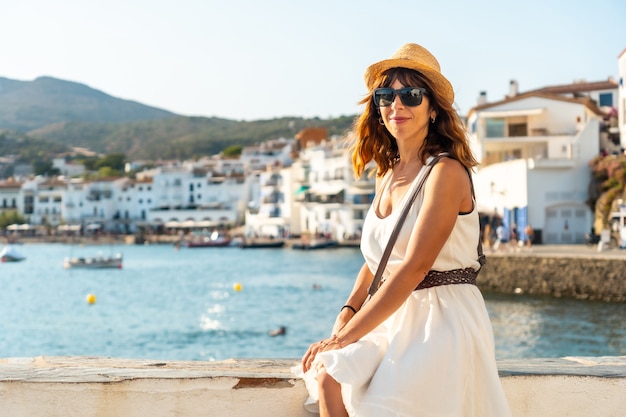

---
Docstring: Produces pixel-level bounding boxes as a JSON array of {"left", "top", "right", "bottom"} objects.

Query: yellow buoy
[
  {"left": 233, "top": 282, "right": 243, "bottom": 292},
  {"left": 86, "top": 293, "right": 97, "bottom": 304}
]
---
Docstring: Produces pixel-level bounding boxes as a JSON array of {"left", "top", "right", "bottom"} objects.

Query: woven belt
[{"left": 414, "top": 267, "right": 478, "bottom": 290}]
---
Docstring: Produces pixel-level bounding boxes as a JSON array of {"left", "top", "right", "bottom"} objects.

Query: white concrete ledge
[{"left": 0, "top": 356, "right": 625, "bottom": 416}]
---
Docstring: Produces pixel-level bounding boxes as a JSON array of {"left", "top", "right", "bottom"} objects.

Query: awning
[
  {"left": 295, "top": 185, "right": 310, "bottom": 194},
  {"left": 309, "top": 184, "right": 345, "bottom": 195},
  {"left": 348, "top": 186, "right": 375, "bottom": 195},
  {"left": 6, "top": 223, "right": 32, "bottom": 231},
  {"left": 58, "top": 224, "right": 82, "bottom": 232},
  {"left": 180, "top": 220, "right": 198, "bottom": 228},
  {"left": 478, "top": 108, "right": 545, "bottom": 118}
]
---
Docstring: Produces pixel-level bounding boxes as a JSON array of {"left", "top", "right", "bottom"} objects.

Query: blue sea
[{"left": 1, "top": 243, "right": 624, "bottom": 361}]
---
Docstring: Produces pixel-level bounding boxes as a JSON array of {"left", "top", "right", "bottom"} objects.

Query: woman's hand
[{"left": 301, "top": 336, "right": 343, "bottom": 373}]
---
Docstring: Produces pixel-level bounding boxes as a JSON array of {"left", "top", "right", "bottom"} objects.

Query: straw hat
[{"left": 364, "top": 43, "right": 454, "bottom": 106}]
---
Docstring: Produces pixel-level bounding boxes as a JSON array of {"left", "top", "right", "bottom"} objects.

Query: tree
[
  {"left": 0, "top": 211, "right": 26, "bottom": 229},
  {"left": 95, "top": 153, "right": 125, "bottom": 171},
  {"left": 33, "top": 160, "right": 60, "bottom": 176},
  {"left": 223, "top": 145, "right": 243, "bottom": 158},
  {"left": 97, "top": 166, "right": 123, "bottom": 177}
]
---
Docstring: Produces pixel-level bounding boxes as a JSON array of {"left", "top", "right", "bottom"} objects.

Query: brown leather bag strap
[
  {"left": 467, "top": 168, "right": 487, "bottom": 269},
  {"left": 367, "top": 153, "right": 448, "bottom": 298}
]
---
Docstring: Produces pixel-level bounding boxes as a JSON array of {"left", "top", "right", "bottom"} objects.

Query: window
[
  {"left": 485, "top": 118, "right": 505, "bottom": 138},
  {"left": 598, "top": 92, "right": 612, "bottom": 107},
  {"left": 508, "top": 123, "right": 528, "bottom": 137}
]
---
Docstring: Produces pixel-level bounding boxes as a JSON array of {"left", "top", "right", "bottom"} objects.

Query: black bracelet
[{"left": 341, "top": 305, "right": 357, "bottom": 314}]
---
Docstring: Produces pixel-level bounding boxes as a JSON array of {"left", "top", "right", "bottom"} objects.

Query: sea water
[{"left": 0, "top": 243, "right": 624, "bottom": 361}]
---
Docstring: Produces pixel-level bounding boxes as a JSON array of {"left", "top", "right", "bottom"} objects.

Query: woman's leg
[{"left": 317, "top": 366, "right": 348, "bottom": 417}]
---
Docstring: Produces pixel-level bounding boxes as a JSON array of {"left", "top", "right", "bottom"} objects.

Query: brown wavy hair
[{"left": 351, "top": 67, "right": 477, "bottom": 178}]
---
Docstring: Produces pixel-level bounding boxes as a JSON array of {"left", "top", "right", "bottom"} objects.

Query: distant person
[
  {"left": 510, "top": 224, "right": 519, "bottom": 251},
  {"left": 293, "top": 42, "right": 511, "bottom": 417},
  {"left": 483, "top": 223, "right": 492, "bottom": 251},
  {"left": 494, "top": 223, "right": 507, "bottom": 251},
  {"left": 269, "top": 326, "right": 286, "bottom": 337},
  {"left": 525, "top": 224, "right": 534, "bottom": 248}
]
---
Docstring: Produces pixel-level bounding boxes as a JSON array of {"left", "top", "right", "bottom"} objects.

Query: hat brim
[{"left": 364, "top": 58, "right": 454, "bottom": 106}]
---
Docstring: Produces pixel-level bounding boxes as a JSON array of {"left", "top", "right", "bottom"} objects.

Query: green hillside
[
  {"left": 0, "top": 76, "right": 357, "bottom": 161},
  {"left": 28, "top": 115, "right": 355, "bottom": 160}
]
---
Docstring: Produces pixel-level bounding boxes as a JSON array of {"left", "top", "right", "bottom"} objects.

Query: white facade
[
  {"left": 243, "top": 166, "right": 292, "bottom": 238},
  {"left": 468, "top": 94, "right": 604, "bottom": 244},
  {"left": 618, "top": 48, "right": 626, "bottom": 149},
  {"left": 292, "top": 138, "right": 375, "bottom": 242},
  {"left": 52, "top": 158, "right": 85, "bottom": 177},
  {"left": 0, "top": 181, "right": 21, "bottom": 216},
  {"left": 9, "top": 158, "right": 252, "bottom": 234},
  {"left": 239, "top": 138, "right": 294, "bottom": 171}
]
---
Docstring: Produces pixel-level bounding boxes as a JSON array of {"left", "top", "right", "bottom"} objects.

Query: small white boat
[
  {"left": 63, "top": 253, "right": 123, "bottom": 269},
  {"left": 0, "top": 245, "right": 26, "bottom": 262}
]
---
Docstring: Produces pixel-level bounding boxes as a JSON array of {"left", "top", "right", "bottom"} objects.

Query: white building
[
  {"left": 239, "top": 138, "right": 294, "bottom": 171},
  {"left": 134, "top": 159, "right": 250, "bottom": 231},
  {"left": 52, "top": 158, "right": 86, "bottom": 177},
  {"left": 61, "top": 178, "right": 117, "bottom": 232},
  {"left": 291, "top": 136, "right": 375, "bottom": 243},
  {"left": 618, "top": 48, "right": 626, "bottom": 149},
  {"left": 243, "top": 165, "right": 293, "bottom": 239},
  {"left": 467, "top": 78, "right": 618, "bottom": 244},
  {"left": 0, "top": 179, "right": 22, "bottom": 218}
]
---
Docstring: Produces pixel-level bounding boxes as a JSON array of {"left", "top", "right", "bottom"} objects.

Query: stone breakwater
[{"left": 477, "top": 251, "right": 626, "bottom": 302}]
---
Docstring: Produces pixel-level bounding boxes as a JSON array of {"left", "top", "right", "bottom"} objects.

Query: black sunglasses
[{"left": 373, "top": 87, "right": 427, "bottom": 107}]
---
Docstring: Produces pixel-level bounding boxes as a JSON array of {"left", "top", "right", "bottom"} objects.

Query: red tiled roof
[{"left": 523, "top": 79, "right": 618, "bottom": 95}]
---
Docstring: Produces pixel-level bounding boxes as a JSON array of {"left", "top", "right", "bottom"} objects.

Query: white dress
[{"left": 293, "top": 159, "right": 513, "bottom": 417}]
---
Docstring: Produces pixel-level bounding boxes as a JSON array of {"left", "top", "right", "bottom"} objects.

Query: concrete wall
[
  {"left": 0, "top": 356, "right": 624, "bottom": 417},
  {"left": 478, "top": 251, "right": 626, "bottom": 302}
]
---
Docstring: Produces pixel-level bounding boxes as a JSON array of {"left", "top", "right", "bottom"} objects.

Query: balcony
[{"left": 481, "top": 134, "right": 577, "bottom": 168}]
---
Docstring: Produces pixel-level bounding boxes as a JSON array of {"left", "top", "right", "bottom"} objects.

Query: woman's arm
[
  {"left": 332, "top": 158, "right": 472, "bottom": 347},
  {"left": 331, "top": 262, "right": 373, "bottom": 335}
]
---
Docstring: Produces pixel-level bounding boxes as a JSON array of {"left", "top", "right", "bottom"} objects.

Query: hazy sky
[{"left": 2, "top": 0, "right": 625, "bottom": 121}]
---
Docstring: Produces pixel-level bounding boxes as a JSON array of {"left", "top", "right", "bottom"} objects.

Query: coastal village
[{"left": 1, "top": 51, "right": 626, "bottom": 249}]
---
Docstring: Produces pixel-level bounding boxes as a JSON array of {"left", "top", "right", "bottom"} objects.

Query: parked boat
[
  {"left": 63, "top": 253, "right": 123, "bottom": 269},
  {"left": 291, "top": 239, "right": 338, "bottom": 250},
  {"left": 186, "top": 231, "right": 231, "bottom": 248},
  {"left": 0, "top": 245, "right": 26, "bottom": 262},
  {"left": 239, "top": 238, "right": 285, "bottom": 249}
]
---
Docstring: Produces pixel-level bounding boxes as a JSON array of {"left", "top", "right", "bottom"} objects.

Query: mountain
[
  {"left": 0, "top": 76, "right": 176, "bottom": 132},
  {"left": 0, "top": 76, "right": 356, "bottom": 161}
]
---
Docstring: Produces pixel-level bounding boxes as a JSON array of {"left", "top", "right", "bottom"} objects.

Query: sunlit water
[{"left": 1, "top": 243, "right": 624, "bottom": 361}]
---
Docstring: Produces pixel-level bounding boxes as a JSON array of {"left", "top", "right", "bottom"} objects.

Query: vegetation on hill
[
  {"left": 28, "top": 115, "right": 357, "bottom": 160},
  {"left": 0, "top": 131, "right": 69, "bottom": 177}
]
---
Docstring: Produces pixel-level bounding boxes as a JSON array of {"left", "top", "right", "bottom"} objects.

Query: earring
[
  {"left": 430, "top": 116, "right": 436, "bottom": 124},
  {"left": 379, "top": 116, "right": 385, "bottom": 126}
]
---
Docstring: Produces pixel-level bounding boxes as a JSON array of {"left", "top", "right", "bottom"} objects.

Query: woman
[{"left": 293, "top": 43, "right": 512, "bottom": 417}]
